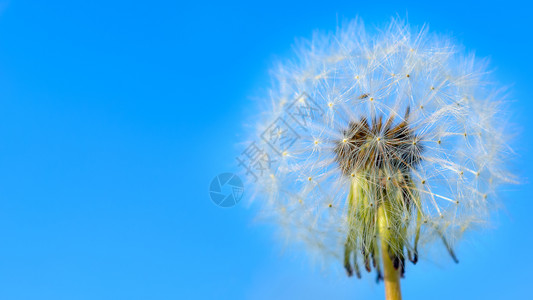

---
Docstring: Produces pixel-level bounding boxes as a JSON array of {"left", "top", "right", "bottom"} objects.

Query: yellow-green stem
[{"left": 378, "top": 205, "right": 402, "bottom": 300}]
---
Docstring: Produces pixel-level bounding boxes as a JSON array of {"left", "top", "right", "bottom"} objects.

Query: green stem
[{"left": 378, "top": 205, "right": 402, "bottom": 300}]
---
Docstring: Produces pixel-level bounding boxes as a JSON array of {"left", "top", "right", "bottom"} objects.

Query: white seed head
[{"left": 242, "top": 18, "right": 515, "bottom": 275}]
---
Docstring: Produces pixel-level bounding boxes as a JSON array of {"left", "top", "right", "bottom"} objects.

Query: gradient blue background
[{"left": 0, "top": 1, "right": 530, "bottom": 299}]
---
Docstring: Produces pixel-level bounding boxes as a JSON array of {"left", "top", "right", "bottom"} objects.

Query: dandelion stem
[{"left": 378, "top": 204, "right": 402, "bottom": 300}]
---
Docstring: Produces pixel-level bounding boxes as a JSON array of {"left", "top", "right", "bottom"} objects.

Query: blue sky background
[{"left": 0, "top": 1, "right": 530, "bottom": 299}]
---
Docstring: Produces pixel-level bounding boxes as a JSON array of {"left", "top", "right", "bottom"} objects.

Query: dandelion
[{"left": 242, "top": 18, "right": 514, "bottom": 300}]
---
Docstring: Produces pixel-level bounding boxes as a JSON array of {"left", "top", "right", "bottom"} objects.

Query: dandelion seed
[{"left": 243, "top": 18, "right": 514, "bottom": 300}]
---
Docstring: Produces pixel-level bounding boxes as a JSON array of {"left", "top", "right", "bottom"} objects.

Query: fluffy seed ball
[{"left": 242, "top": 18, "right": 513, "bottom": 275}]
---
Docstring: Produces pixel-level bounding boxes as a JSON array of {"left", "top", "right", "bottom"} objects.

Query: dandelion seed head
[{"left": 242, "top": 18, "right": 515, "bottom": 278}]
